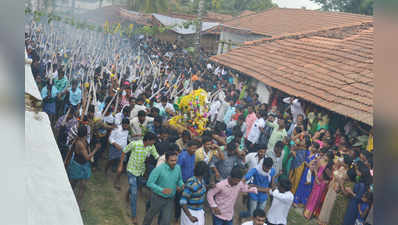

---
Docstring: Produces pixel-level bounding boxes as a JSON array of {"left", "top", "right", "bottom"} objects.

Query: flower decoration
[{"left": 168, "top": 89, "right": 209, "bottom": 135}]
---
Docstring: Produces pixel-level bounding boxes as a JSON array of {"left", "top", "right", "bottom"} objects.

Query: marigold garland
[{"left": 168, "top": 89, "right": 209, "bottom": 135}]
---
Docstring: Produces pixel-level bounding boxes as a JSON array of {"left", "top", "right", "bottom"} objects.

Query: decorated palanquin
[{"left": 168, "top": 89, "right": 209, "bottom": 136}]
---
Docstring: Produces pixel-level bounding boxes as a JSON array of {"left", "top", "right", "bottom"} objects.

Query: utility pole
[
  {"left": 194, "top": 0, "right": 204, "bottom": 63},
  {"left": 72, "top": 0, "right": 76, "bottom": 14},
  {"left": 37, "top": 0, "right": 41, "bottom": 11}
]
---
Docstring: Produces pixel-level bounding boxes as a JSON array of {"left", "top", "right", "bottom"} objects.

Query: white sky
[{"left": 272, "top": 0, "right": 322, "bottom": 10}]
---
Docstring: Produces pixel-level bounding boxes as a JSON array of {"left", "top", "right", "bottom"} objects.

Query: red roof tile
[
  {"left": 222, "top": 7, "right": 372, "bottom": 37},
  {"left": 239, "top": 10, "right": 256, "bottom": 17},
  {"left": 82, "top": 5, "right": 125, "bottom": 25},
  {"left": 210, "top": 24, "right": 373, "bottom": 125},
  {"left": 119, "top": 9, "right": 152, "bottom": 25},
  {"left": 206, "top": 11, "right": 234, "bottom": 22},
  {"left": 160, "top": 11, "right": 231, "bottom": 22}
]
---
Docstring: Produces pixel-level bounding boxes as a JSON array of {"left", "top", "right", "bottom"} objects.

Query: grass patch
[
  {"left": 81, "top": 168, "right": 128, "bottom": 225},
  {"left": 288, "top": 208, "right": 318, "bottom": 225}
]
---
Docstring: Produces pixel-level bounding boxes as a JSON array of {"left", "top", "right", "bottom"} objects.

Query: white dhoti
[{"left": 180, "top": 208, "right": 205, "bottom": 225}]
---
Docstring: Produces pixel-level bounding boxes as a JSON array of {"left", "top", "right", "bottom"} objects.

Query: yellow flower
[{"left": 169, "top": 89, "right": 209, "bottom": 135}]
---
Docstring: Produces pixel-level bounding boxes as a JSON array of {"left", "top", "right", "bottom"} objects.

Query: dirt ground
[{"left": 80, "top": 158, "right": 317, "bottom": 225}]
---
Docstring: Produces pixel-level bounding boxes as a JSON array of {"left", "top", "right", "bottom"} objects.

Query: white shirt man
[
  {"left": 130, "top": 116, "right": 154, "bottom": 141},
  {"left": 283, "top": 97, "right": 305, "bottom": 123},
  {"left": 216, "top": 98, "right": 229, "bottom": 123},
  {"left": 207, "top": 63, "right": 213, "bottom": 70},
  {"left": 114, "top": 113, "right": 126, "bottom": 126},
  {"left": 247, "top": 117, "right": 266, "bottom": 144},
  {"left": 214, "top": 66, "right": 221, "bottom": 75},
  {"left": 241, "top": 208, "right": 267, "bottom": 225},
  {"left": 108, "top": 125, "right": 129, "bottom": 151},
  {"left": 266, "top": 187, "right": 294, "bottom": 225},
  {"left": 266, "top": 150, "right": 284, "bottom": 176},
  {"left": 154, "top": 101, "right": 175, "bottom": 118},
  {"left": 130, "top": 103, "right": 147, "bottom": 119},
  {"left": 209, "top": 99, "right": 221, "bottom": 123},
  {"left": 245, "top": 151, "right": 265, "bottom": 171},
  {"left": 103, "top": 114, "right": 115, "bottom": 125}
]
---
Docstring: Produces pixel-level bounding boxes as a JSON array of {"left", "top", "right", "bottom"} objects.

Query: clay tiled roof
[
  {"left": 82, "top": 5, "right": 125, "bottom": 25},
  {"left": 222, "top": 7, "right": 372, "bottom": 37},
  {"left": 239, "top": 10, "right": 256, "bottom": 17},
  {"left": 206, "top": 12, "right": 234, "bottom": 22},
  {"left": 210, "top": 24, "right": 374, "bottom": 125},
  {"left": 119, "top": 9, "right": 152, "bottom": 25},
  {"left": 161, "top": 12, "right": 228, "bottom": 22}
]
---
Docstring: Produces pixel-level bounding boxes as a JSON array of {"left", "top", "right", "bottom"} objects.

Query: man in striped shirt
[{"left": 180, "top": 161, "right": 209, "bottom": 225}]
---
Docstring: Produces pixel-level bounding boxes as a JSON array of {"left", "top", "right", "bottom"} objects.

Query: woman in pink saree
[{"left": 303, "top": 154, "right": 330, "bottom": 220}]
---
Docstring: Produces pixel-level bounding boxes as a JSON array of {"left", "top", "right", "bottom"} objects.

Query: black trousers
[{"left": 92, "top": 135, "right": 107, "bottom": 168}]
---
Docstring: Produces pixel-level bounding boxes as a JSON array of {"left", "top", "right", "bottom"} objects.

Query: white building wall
[{"left": 217, "top": 30, "right": 265, "bottom": 55}]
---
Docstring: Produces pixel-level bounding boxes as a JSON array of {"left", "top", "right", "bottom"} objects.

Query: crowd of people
[{"left": 26, "top": 19, "right": 374, "bottom": 225}]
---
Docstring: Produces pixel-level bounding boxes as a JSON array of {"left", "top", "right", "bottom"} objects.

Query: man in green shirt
[
  {"left": 142, "top": 151, "right": 184, "bottom": 225},
  {"left": 265, "top": 116, "right": 287, "bottom": 155},
  {"left": 54, "top": 68, "right": 69, "bottom": 117},
  {"left": 117, "top": 132, "right": 158, "bottom": 225}
]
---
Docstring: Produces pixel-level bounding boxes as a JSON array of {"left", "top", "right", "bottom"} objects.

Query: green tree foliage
[
  {"left": 128, "top": 0, "right": 170, "bottom": 13},
  {"left": 179, "top": 0, "right": 275, "bottom": 15},
  {"left": 311, "top": 0, "right": 373, "bottom": 15},
  {"left": 208, "top": 0, "right": 275, "bottom": 14}
]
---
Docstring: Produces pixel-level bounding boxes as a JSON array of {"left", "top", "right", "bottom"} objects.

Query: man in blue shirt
[
  {"left": 240, "top": 157, "right": 275, "bottom": 221},
  {"left": 178, "top": 140, "right": 201, "bottom": 182},
  {"left": 175, "top": 139, "right": 201, "bottom": 221},
  {"left": 68, "top": 79, "right": 82, "bottom": 110}
]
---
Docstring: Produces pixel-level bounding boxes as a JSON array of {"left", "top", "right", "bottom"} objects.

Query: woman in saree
[
  {"left": 303, "top": 152, "right": 331, "bottom": 219},
  {"left": 306, "top": 110, "right": 318, "bottom": 136},
  {"left": 316, "top": 112, "right": 329, "bottom": 131},
  {"left": 292, "top": 141, "right": 320, "bottom": 208},
  {"left": 318, "top": 155, "right": 353, "bottom": 225},
  {"left": 280, "top": 137, "right": 293, "bottom": 180},
  {"left": 65, "top": 124, "right": 100, "bottom": 210},
  {"left": 312, "top": 129, "right": 331, "bottom": 150},
  {"left": 342, "top": 162, "right": 371, "bottom": 225},
  {"left": 328, "top": 166, "right": 356, "bottom": 225},
  {"left": 289, "top": 135, "right": 312, "bottom": 195}
]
